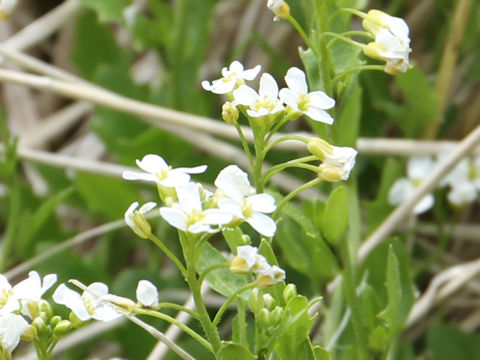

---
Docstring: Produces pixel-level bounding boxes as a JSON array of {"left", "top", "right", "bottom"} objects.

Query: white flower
[
  {"left": 215, "top": 165, "right": 277, "bottom": 237},
  {"left": 279, "top": 67, "right": 335, "bottom": 124},
  {"left": 123, "top": 3, "right": 139, "bottom": 27},
  {"left": 0, "top": 275, "right": 19, "bottom": 314},
  {"left": 447, "top": 182, "right": 477, "bottom": 207},
  {"left": 202, "top": 61, "right": 261, "bottom": 94},
  {"left": 0, "top": 0, "right": 17, "bottom": 20},
  {"left": 233, "top": 73, "right": 285, "bottom": 118},
  {"left": 160, "top": 183, "right": 233, "bottom": 234},
  {"left": 12, "top": 271, "right": 57, "bottom": 317},
  {"left": 124, "top": 201, "right": 156, "bottom": 239},
  {"left": 230, "top": 245, "right": 259, "bottom": 274},
  {"left": 53, "top": 282, "right": 122, "bottom": 322},
  {"left": 0, "top": 313, "right": 29, "bottom": 353},
  {"left": 267, "top": 0, "right": 290, "bottom": 21},
  {"left": 388, "top": 156, "right": 435, "bottom": 214},
  {"left": 362, "top": 10, "right": 410, "bottom": 74},
  {"left": 136, "top": 280, "right": 158, "bottom": 308},
  {"left": 256, "top": 265, "right": 286, "bottom": 288},
  {"left": 122, "top": 154, "right": 207, "bottom": 187}
]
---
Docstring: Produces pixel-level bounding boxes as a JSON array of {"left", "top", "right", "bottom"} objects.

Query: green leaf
[
  {"left": 222, "top": 228, "right": 249, "bottom": 254},
  {"left": 79, "top": 0, "right": 130, "bottom": 23},
  {"left": 392, "top": 66, "right": 440, "bottom": 137},
  {"left": 218, "top": 342, "right": 255, "bottom": 360},
  {"left": 334, "top": 80, "right": 362, "bottom": 147},
  {"left": 427, "top": 324, "right": 480, "bottom": 360},
  {"left": 313, "top": 346, "right": 332, "bottom": 360},
  {"left": 322, "top": 186, "right": 349, "bottom": 247},
  {"left": 197, "top": 243, "right": 249, "bottom": 298}
]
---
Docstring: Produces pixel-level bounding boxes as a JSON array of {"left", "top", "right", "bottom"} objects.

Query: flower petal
[
  {"left": 246, "top": 212, "right": 277, "bottom": 237},
  {"left": 247, "top": 194, "right": 276, "bottom": 213},
  {"left": 259, "top": 73, "right": 279, "bottom": 99},
  {"left": 159, "top": 207, "right": 188, "bottom": 231},
  {"left": 136, "top": 280, "right": 159, "bottom": 307},
  {"left": 284, "top": 67, "right": 308, "bottom": 94}
]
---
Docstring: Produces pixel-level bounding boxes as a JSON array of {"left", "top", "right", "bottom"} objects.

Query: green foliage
[
  {"left": 79, "top": 0, "right": 130, "bottom": 23},
  {"left": 218, "top": 342, "right": 255, "bottom": 360},
  {"left": 322, "top": 186, "right": 349, "bottom": 247},
  {"left": 427, "top": 324, "right": 480, "bottom": 360}
]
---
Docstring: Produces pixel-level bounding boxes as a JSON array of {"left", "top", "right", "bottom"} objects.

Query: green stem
[
  {"left": 134, "top": 308, "right": 212, "bottom": 352},
  {"left": 273, "top": 178, "right": 321, "bottom": 218},
  {"left": 198, "top": 262, "right": 230, "bottom": 286},
  {"left": 340, "top": 233, "right": 370, "bottom": 360},
  {"left": 154, "top": 302, "right": 200, "bottom": 319},
  {"left": 325, "top": 31, "right": 373, "bottom": 49},
  {"left": 327, "top": 8, "right": 366, "bottom": 26},
  {"left": 235, "top": 123, "right": 255, "bottom": 171},
  {"left": 263, "top": 135, "right": 309, "bottom": 157},
  {"left": 262, "top": 162, "right": 320, "bottom": 187},
  {"left": 331, "top": 65, "right": 386, "bottom": 85},
  {"left": 149, "top": 233, "right": 187, "bottom": 278},
  {"left": 321, "top": 32, "right": 366, "bottom": 49},
  {"left": 253, "top": 135, "right": 266, "bottom": 193},
  {"left": 213, "top": 282, "right": 258, "bottom": 326},
  {"left": 286, "top": 15, "right": 321, "bottom": 60}
]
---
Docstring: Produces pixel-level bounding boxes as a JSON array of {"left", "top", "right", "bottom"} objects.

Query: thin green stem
[
  {"left": 326, "top": 31, "right": 373, "bottom": 49},
  {"left": 262, "top": 163, "right": 320, "bottom": 187},
  {"left": 331, "top": 65, "right": 386, "bottom": 85},
  {"left": 262, "top": 155, "right": 318, "bottom": 183},
  {"left": 287, "top": 15, "right": 321, "bottom": 59},
  {"left": 134, "top": 308, "right": 212, "bottom": 352},
  {"left": 199, "top": 262, "right": 230, "bottom": 286},
  {"left": 273, "top": 178, "right": 321, "bottom": 218},
  {"left": 328, "top": 8, "right": 366, "bottom": 26},
  {"left": 149, "top": 233, "right": 187, "bottom": 278},
  {"left": 235, "top": 122, "right": 255, "bottom": 170},
  {"left": 154, "top": 302, "right": 200, "bottom": 319},
  {"left": 321, "top": 32, "right": 366, "bottom": 49},
  {"left": 253, "top": 135, "right": 266, "bottom": 193},
  {"left": 213, "top": 282, "right": 258, "bottom": 326},
  {"left": 263, "top": 135, "right": 309, "bottom": 157}
]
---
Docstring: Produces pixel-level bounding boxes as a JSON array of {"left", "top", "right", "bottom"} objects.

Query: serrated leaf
[
  {"left": 322, "top": 186, "right": 349, "bottom": 246},
  {"left": 218, "top": 342, "right": 255, "bottom": 360}
]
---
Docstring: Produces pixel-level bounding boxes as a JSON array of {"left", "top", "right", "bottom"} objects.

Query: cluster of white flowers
[
  {"left": 202, "top": 61, "right": 336, "bottom": 125},
  {"left": 230, "top": 245, "right": 285, "bottom": 288},
  {"left": 0, "top": 271, "right": 56, "bottom": 355},
  {"left": 362, "top": 9, "right": 411, "bottom": 74},
  {"left": 0, "top": 0, "right": 17, "bottom": 20},
  {"left": 388, "top": 153, "right": 480, "bottom": 213},
  {"left": 0, "top": 271, "right": 160, "bottom": 355},
  {"left": 123, "top": 157, "right": 278, "bottom": 238}
]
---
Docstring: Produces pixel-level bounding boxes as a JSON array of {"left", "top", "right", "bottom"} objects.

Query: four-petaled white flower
[
  {"left": 53, "top": 282, "right": 122, "bottom": 322},
  {"left": 0, "top": 275, "right": 19, "bottom": 315},
  {"left": 440, "top": 154, "right": 480, "bottom": 207},
  {"left": 233, "top": 73, "right": 285, "bottom": 118},
  {"left": 362, "top": 10, "right": 411, "bottom": 74},
  {"left": 0, "top": 313, "right": 29, "bottom": 354},
  {"left": 256, "top": 264, "right": 286, "bottom": 288},
  {"left": 124, "top": 201, "right": 156, "bottom": 239},
  {"left": 215, "top": 165, "right": 277, "bottom": 237},
  {"left": 122, "top": 154, "right": 207, "bottom": 188},
  {"left": 202, "top": 61, "right": 261, "bottom": 94},
  {"left": 319, "top": 146, "right": 358, "bottom": 182},
  {"left": 136, "top": 280, "right": 159, "bottom": 308},
  {"left": 279, "top": 67, "right": 335, "bottom": 124},
  {"left": 160, "top": 183, "right": 233, "bottom": 234},
  {"left": 12, "top": 271, "right": 57, "bottom": 318},
  {"left": 388, "top": 156, "right": 435, "bottom": 214}
]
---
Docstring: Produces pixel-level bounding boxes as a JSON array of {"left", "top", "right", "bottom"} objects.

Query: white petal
[
  {"left": 215, "top": 165, "right": 254, "bottom": 201},
  {"left": 176, "top": 183, "right": 202, "bottom": 212},
  {"left": 122, "top": 171, "right": 157, "bottom": 182},
  {"left": 217, "top": 198, "right": 244, "bottom": 219},
  {"left": 40, "top": 273, "right": 57, "bottom": 295},
  {"left": 208, "top": 79, "right": 237, "bottom": 94},
  {"left": 279, "top": 88, "right": 301, "bottom": 111},
  {"left": 246, "top": 212, "right": 277, "bottom": 237},
  {"left": 229, "top": 60, "right": 244, "bottom": 73},
  {"left": 137, "top": 154, "right": 168, "bottom": 174},
  {"left": 0, "top": 313, "right": 29, "bottom": 352},
  {"left": 159, "top": 170, "right": 190, "bottom": 187},
  {"left": 233, "top": 85, "right": 258, "bottom": 106},
  {"left": 0, "top": 275, "right": 12, "bottom": 292},
  {"left": 237, "top": 245, "right": 258, "bottom": 268},
  {"left": 304, "top": 108, "right": 334, "bottom": 124},
  {"left": 247, "top": 194, "right": 276, "bottom": 213},
  {"left": 284, "top": 67, "right": 308, "bottom": 94},
  {"left": 414, "top": 194, "right": 434, "bottom": 214},
  {"left": 139, "top": 202, "right": 156, "bottom": 214},
  {"left": 407, "top": 156, "right": 434, "bottom": 180},
  {"left": 136, "top": 280, "right": 159, "bottom": 307},
  {"left": 447, "top": 182, "right": 477, "bottom": 207},
  {"left": 92, "top": 304, "right": 122, "bottom": 322},
  {"left": 84, "top": 282, "right": 109, "bottom": 303},
  {"left": 242, "top": 64, "right": 262, "bottom": 80},
  {"left": 203, "top": 208, "right": 234, "bottom": 225},
  {"left": 259, "top": 73, "right": 279, "bottom": 99},
  {"left": 159, "top": 207, "right": 188, "bottom": 231},
  {"left": 308, "top": 91, "right": 336, "bottom": 109},
  {"left": 53, "top": 284, "right": 91, "bottom": 321},
  {"left": 176, "top": 165, "right": 208, "bottom": 174},
  {"left": 388, "top": 178, "right": 413, "bottom": 206}
]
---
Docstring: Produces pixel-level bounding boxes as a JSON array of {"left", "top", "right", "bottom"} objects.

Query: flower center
[
  {"left": 297, "top": 93, "right": 310, "bottom": 111},
  {"left": 254, "top": 96, "right": 275, "bottom": 112},
  {"left": 0, "top": 289, "right": 13, "bottom": 308},
  {"left": 187, "top": 209, "right": 206, "bottom": 227},
  {"left": 156, "top": 166, "right": 172, "bottom": 181},
  {"left": 242, "top": 200, "right": 254, "bottom": 218}
]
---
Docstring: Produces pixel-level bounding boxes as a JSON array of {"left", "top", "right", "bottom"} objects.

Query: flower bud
[
  {"left": 32, "top": 317, "right": 49, "bottom": 337},
  {"left": 262, "top": 294, "right": 276, "bottom": 311},
  {"left": 248, "top": 288, "right": 263, "bottom": 310},
  {"left": 318, "top": 163, "right": 343, "bottom": 183},
  {"left": 50, "top": 315, "right": 62, "bottom": 328},
  {"left": 124, "top": 202, "right": 156, "bottom": 239},
  {"left": 27, "top": 301, "right": 39, "bottom": 319},
  {"left": 283, "top": 283, "right": 297, "bottom": 303},
  {"left": 267, "top": 0, "right": 290, "bottom": 21},
  {"left": 38, "top": 300, "right": 53, "bottom": 319},
  {"left": 53, "top": 320, "right": 73, "bottom": 336},
  {"left": 69, "top": 312, "right": 84, "bottom": 328},
  {"left": 270, "top": 306, "right": 283, "bottom": 327},
  {"left": 307, "top": 138, "right": 334, "bottom": 160},
  {"left": 230, "top": 256, "right": 250, "bottom": 274},
  {"left": 258, "top": 308, "right": 270, "bottom": 328},
  {"left": 222, "top": 102, "right": 239, "bottom": 125},
  {"left": 21, "top": 325, "right": 38, "bottom": 342}
]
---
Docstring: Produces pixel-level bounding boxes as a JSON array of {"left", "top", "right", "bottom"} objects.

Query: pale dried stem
[{"left": 357, "top": 123, "right": 480, "bottom": 265}]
